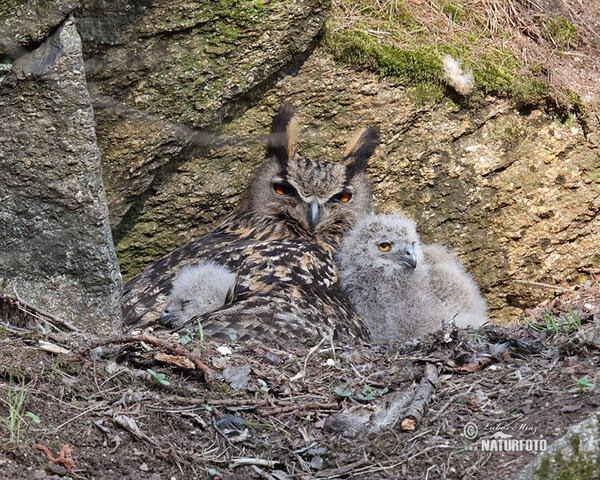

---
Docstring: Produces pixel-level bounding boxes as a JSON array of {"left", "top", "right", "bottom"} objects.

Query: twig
[
  {"left": 230, "top": 458, "right": 277, "bottom": 469},
  {"left": 400, "top": 363, "right": 439, "bottom": 431},
  {"left": 0, "top": 321, "right": 32, "bottom": 334},
  {"left": 50, "top": 403, "right": 106, "bottom": 434},
  {"left": 304, "top": 336, "right": 327, "bottom": 373},
  {"left": 315, "top": 456, "right": 369, "bottom": 478},
  {"left": 74, "top": 333, "right": 213, "bottom": 381},
  {"left": 259, "top": 403, "right": 340, "bottom": 415},
  {"left": 9, "top": 289, "right": 82, "bottom": 332},
  {"left": 513, "top": 279, "right": 571, "bottom": 293},
  {"left": 158, "top": 395, "right": 340, "bottom": 415}
]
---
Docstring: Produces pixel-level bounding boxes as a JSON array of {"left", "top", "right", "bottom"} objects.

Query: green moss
[
  {"left": 565, "top": 89, "right": 588, "bottom": 123},
  {"left": 325, "top": 28, "right": 443, "bottom": 85},
  {"left": 387, "top": 2, "right": 415, "bottom": 28},
  {"left": 327, "top": 1, "right": 581, "bottom": 112},
  {"left": 472, "top": 51, "right": 517, "bottom": 93},
  {"left": 541, "top": 16, "right": 578, "bottom": 48},
  {"left": 442, "top": 3, "right": 464, "bottom": 23},
  {"left": 534, "top": 432, "right": 600, "bottom": 480},
  {"left": 0, "top": 0, "right": 21, "bottom": 17},
  {"left": 407, "top": 83, "right": 445, "bottom": 105},
  {"left": 512, "top": 75, "right": 550, "bottom": 106}
]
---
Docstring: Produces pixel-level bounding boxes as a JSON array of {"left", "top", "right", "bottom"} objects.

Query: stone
[
  {"left": 511, "top": 409, "right": 600, "bottom": 479},
  {"left": 0, "top": 0, "right": 80, "bottom": 56},
  {"left": 0, "top": 18, "right": 122, "bottom": 333}
]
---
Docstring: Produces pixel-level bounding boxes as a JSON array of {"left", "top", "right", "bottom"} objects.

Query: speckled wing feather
[
  {"left": 122, "top": 211, "right": 367, "bottom": 343},
  {"left": 172, "top": 238, "right": 368, "bottom": 345},
  {"left": 122, "top": 210, "right": 281, "bottom": 325}
]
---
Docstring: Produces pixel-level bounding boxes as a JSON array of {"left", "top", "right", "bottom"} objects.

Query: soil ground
[{"left": 1, "top": 284, "right": 599, "bottom": 479}]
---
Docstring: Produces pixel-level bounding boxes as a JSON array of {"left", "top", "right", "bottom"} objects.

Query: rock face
[
  {"left": 0, "top": 0, "right": 80, "bottom": 55},
  {"left": 0, "top": 19, "right": 122, "bottom": 333},
  {"left": 108, "top": 47, "right": 600, "bottom": 323},
  {"left": 512, "top": 409, "right": 600, "bottom": 480},
  {"left": 73, "top": 0, "right": 329, "bottom": 238}
]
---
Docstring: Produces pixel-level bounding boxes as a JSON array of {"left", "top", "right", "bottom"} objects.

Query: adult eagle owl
[
  {"left": 122, "top": 105, "right": 379, "bottom": 345},
  {"left": 337, "top": 213, "right": 488, "bottom": 344}
]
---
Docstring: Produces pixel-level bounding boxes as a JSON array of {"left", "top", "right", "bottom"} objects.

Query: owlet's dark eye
[
  {"left": 378, "top": 242, "right": 391, "bottom": 252},
  {"left": 333, "top": 191, "right": 352, "bottom": 203},
  {"left": 272, "top": 182, "right": 296, "bottom": 196}
]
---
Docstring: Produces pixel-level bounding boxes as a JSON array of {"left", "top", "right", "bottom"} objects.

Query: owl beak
[
  {"left": 394, "top": 244, "right": 417, "bottom": 269},
  {"left": 308, "top": 201, "right": 320, "bottom": 233},
  {"left": 159, "top": 302, "right": 179, "bottom": 326}
]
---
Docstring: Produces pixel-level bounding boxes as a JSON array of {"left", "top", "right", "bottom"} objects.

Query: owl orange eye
[
  {"left": 273, "top": 182, "right": 296, "bottom": 196},
  {"left": 378, "top": 242, "right": 391, "bottom": 252},
  {"left": 333, "top": 191, "right": 352, "bottom": 203}
]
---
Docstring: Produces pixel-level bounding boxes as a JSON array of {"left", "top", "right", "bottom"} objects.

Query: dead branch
[
  {"left": 9, "top": 289, "right": 82, "bottom": 332},
  {"left": 158, "top": 394, "right": 340, "bottom": 415},
  {"left": 74, "top": 333, "right": 212, "bottom": 382},
  {"left": 400, "top": 363, "right": 439, "bottom": 431},
  {"left": 315, "top": 456, "right": 369, "bottom": 478},
  {"left": 36, "top": 444, "right": 75, "bottom": 474},
  {"left": 513, "top": 279, "right": 572, "bottom": 293},
  {"left": 259, "top": 402, "right": 340, "bottom": 415}
]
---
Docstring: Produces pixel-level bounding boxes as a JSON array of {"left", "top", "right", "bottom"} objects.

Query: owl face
[
  {"left": 344, "top": 214, "right": 423, "bottom": 273},
  {"left": 239, "top": 105, "right": 379, "bottom": 243}
]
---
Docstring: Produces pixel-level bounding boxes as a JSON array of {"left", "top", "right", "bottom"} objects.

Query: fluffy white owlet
[
  {"left": 159, "top": 262, "right": 236, "bottom": 327},
  {"left": 337, "top": 213, "right": 488, "bottom": 344}
]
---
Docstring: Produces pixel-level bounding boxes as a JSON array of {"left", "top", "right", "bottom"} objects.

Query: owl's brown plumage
[{"left": 122, "top": 105, "right": 379, "bottom": 345}]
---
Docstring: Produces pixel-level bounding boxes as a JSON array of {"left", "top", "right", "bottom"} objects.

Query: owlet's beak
[
  {"left": 159, "top": 302, "right": 179, "bottom": 326},
  {"left": 394, "top": 244, "right": 417, "bottom": 269}
]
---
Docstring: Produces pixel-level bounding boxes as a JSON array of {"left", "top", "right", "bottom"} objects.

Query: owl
[
  {"left": 159, "top": 262, "right": 236, "bottom": 327},
  {"left": 122, "top": 104, "right": 379, "bottom": 345},
  {"left": 337, "top": 213, "right": 488, "bottom": 344}
]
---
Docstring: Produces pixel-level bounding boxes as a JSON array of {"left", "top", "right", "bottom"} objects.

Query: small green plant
[
  {"left": 334, "top": 386, "right": 352, "bottom": 398},
  {"left": 25, "top": 412, "right": 40, "bottom": 424},
  {"left": 574, "top": 376, "right": 595, "bottom": 393},
  {"left": 179, "top": 330, "right": 194, "bottom": 345},
  {"left": 180, "top": 321, "right": 204, "bottom": 346},
  {"left": 207, "top": 467, "right": 221, "bottom": 477},
  {"left": 228, "top": 329, "right": 238, "bottom": 342},
  {"left": 358, "top": 384, "right": 375, "bottom": 401},
  {"left": 147, "top": 368, "right": 170, "bottom": 386},
  {"left": 202, "top": 404, "right": 213, "bottom": 412},
  {"left": 524, "top": 308, "right": 582, "bottom": 338},
  {"left": 0, "top": 375, "right": 39, "bottom": 442},
  {"left": 357, "top": 385, "right": 389, "bottom": 401},
  {"left": 470, "top": 321, "right": 490, "bottom": 341},
  {"left": 50, "top": 354, "right": 66, "bottom": 376}
]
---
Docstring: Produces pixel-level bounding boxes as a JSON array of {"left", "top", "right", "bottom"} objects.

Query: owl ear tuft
[
  {"left": 342, "top": 126, "right": 380, "bottom": 178},
  {"left": 268, "top": 104, "right": 299, "bottom": 169}
]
